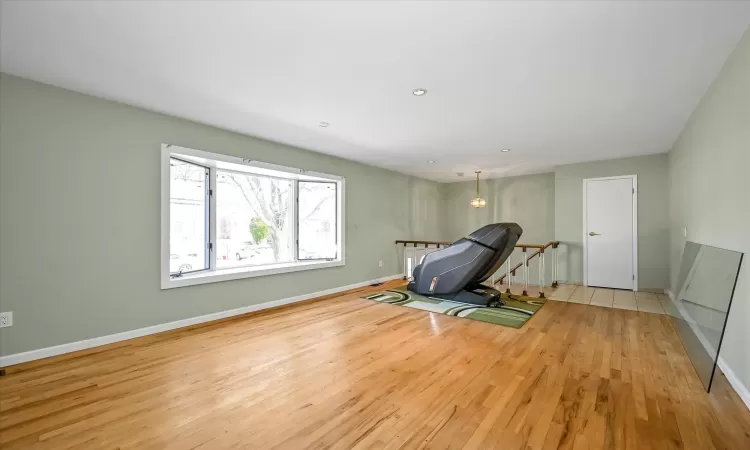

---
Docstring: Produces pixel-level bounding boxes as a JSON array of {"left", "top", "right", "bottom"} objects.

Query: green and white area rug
[{"left": 363, "top": 287, "right": 545, "bottom": 329}]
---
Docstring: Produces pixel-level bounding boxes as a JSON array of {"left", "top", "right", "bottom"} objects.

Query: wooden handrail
[
  {"left": 515, "top": 243, "right": 546, "bottom": 249},
  {"left": 395, "top": 239, "right": 453, "bottom": 246},
  {"left": 396, "top": 238, "right": 559, "bottom": 292},
  {"left": 395, "top": 240, "right": 558, "bottom": 252},
  {"left": 514, "top": 241, "right": 559, "bottom": 250}
]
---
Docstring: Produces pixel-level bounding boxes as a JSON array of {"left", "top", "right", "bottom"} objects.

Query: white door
[{"left": 584, "top": 176, "right": 636, "bottom": 290}]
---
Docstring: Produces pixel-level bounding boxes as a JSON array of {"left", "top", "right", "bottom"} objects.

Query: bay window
[{"left": 161, "top": 144, "right": 344, "bottom": 289}]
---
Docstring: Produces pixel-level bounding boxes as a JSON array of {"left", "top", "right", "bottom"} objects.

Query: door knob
[{"left": 589, "top": 232, "right": 600, "bottom": 236}]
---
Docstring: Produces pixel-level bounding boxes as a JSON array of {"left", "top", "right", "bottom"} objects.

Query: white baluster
[
  {"left": 522, "top": 248, "right": 528, "bottom": 296},
  {"left": 539, "top": 250, "right": 545, "bottom": 298},
  {"left": 554, "top": 243, "right": 559, "bottom": 287},
  {"left": 409, "top": 244, "right": 417, "bottom": 280},
  {"left": 506, "top": 258, "right": 511, "bottom": 294},
  {"left": 401, "top": 244, "right": 405, "bottom": 279},
  {"left": 406, "top": 245, "right": 411, "bottom": 280}
]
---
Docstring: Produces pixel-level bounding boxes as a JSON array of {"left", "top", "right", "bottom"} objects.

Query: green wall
[
  {"left": 0, "top": 74, "right": 444, "bottom": 356},
  {"left": 443, "top": 173, "right": 555, "bottom": 242},
  {"left": 442, "top": 173, "right": 556, "bottom": 284},
  {"left": 668, "top": 29, "right": 750, "bottom": 392},
  {"left": 408, "top": 177, "right": 445, "bottom": 242},
  {"left": 554, "top": 154, "right": 670, "bottom": 289},
  {"left": 443, "top": 164, "right": 671, "bottom": 292}
]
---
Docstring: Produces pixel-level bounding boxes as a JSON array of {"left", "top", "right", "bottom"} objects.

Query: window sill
[{"left": 161, "top": 259, "right": 344, "bottom": 290}]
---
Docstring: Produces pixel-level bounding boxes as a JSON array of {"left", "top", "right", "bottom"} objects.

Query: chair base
[{"left": 431, "top": 285, "right": 504, "bottom": 307}]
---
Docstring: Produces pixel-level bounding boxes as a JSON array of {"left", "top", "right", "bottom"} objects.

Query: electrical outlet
[
  {"left": 683, "top": 227, "right": 688, "bottom": 238},
  {"left": 378, "top": 260, "right": 383, "bottom": 268},
  {"left": 0, "top": 312, "right": 12, "bottom": 328}
]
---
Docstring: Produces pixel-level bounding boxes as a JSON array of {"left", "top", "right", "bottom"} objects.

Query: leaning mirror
[{"left": 663, "top": 241, "right": 743, "bottom": 392}]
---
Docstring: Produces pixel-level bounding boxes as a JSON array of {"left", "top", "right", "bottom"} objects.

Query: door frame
[{"left": 582, "top": 175, "right": 638, "bottom": 291}]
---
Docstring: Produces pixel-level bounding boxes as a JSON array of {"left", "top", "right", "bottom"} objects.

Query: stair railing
[
  {"left": 395, "top": 240, "right": 453, "bottom": 280},
  {"left": 395, "top": 239, "right": 560, "bottom": 298},
  {"left": 496, "top": 241, "right": 559, "bottom": 298}
]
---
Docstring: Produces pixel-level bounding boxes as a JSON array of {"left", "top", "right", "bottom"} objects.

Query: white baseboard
[
  {"left": 717, "top": 355, "right": 750, "bottom": 411},
  {"left": 664, "top": 289, "right": 750, "bottom": 411},
  {"left": 0, "top": 274, "right": 402, "bottom": 367}
]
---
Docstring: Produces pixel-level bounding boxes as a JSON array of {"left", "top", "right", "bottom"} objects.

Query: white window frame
[{"left": 161, "top": 144, "right": 345, "bottom": 289}]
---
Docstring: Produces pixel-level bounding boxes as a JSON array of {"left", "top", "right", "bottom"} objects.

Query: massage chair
[{"left": 407, "top": 223, "right": 523, "bottom": 306}]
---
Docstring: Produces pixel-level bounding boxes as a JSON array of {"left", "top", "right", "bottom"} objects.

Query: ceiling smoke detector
[
  {"left": 318, "top": 122, "right": 329, "bottom": 128},
  {"left": 501, "top": 148, "right": 511, "bottom": 152},
  {"left": 412, "top": 88, "right": 427, "bottom": 96},
  {"left": 428, "top": 160, "right": 435, "bottom": 164}
]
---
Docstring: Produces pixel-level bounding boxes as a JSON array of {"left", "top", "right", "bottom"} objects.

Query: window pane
[
  {"left": 216, "top": 170, "right": 294, "bottom": 269},
  {"left": 298, "top": 181, "right": 337, "bottom": 260},
  {"left": 170, "top": 159, "right": 208, "bottom": 273}
]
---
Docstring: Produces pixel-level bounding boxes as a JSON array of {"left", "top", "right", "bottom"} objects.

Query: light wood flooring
[{"left": 1, "top": 280, "right": 749, "bottom": 449}]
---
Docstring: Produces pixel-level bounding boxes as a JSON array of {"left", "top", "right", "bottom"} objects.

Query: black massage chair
[{"left": 407, "top": 223, "right": 523, "bottom": 306}]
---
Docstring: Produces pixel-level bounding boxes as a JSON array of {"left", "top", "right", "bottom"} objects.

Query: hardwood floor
[{"left": 1, "top": 280, "right": 749, "bottom": 449}]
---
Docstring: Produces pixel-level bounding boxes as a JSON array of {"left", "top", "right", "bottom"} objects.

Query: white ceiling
[{"left": 2, "top": 1, "right": 749, "bottom": 182}]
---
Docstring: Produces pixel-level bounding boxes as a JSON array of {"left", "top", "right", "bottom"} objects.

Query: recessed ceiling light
[
  {"left": 412, "top": 88, "right": 427, "bottom": 96},
  {"left": 501, "top": 148, "right": 511, "bottom": 152},
  {"left": 318, "top": 122, "right": 329, "bottom": 128},
  {"left": 428, "top": 160, "right": 435, "bottom": 164}
]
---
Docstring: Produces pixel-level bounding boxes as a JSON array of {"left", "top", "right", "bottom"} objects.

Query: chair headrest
[{"left": 467, "top": 223, "right": 523, "bottom": 251}]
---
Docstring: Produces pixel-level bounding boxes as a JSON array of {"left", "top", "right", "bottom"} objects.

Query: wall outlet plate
[
  {"left": 378, "top": 260, "right": 383, "bottom": 268},
  {"left": 0, "top": 312, "right": 12, "bottom": 328}
]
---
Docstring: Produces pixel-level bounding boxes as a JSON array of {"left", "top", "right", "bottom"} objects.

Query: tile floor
[{"left": 501, "top": 283, "right": 670, "bottom": 314}]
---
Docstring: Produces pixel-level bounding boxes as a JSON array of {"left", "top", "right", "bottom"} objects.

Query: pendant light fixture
[{"left": 469, "top": 171, "right": 486, "bottom": 208}]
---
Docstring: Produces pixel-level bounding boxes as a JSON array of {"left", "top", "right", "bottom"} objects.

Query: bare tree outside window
[
  {"left": 224, "top": 173, "right": 292, "bottom": 262},
  {"left": 168, "top": 159, "right": 339, "bottom": 272},
  {"left": 222, "top": 175, "right": 337, "bottom": 262}
]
